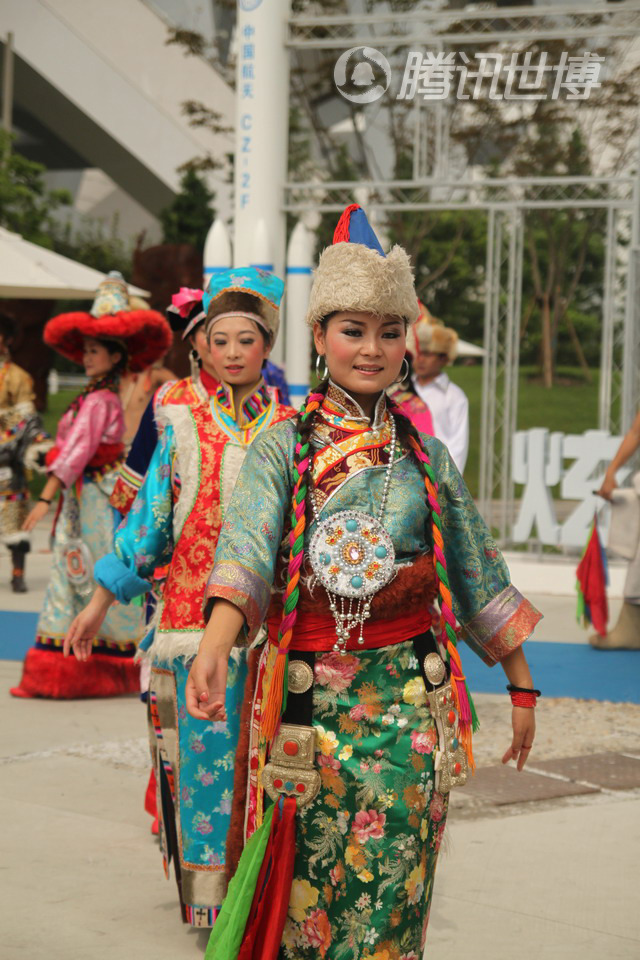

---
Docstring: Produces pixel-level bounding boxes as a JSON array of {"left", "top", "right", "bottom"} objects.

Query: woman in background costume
[
  {"left": 109, "top": 287, "right": 219, "bottom": 833},
  {"left": 110, "top": 287, "right": 219, "bottom": 518},
  {"left": 65, "top": 268, "right": 295, "bottom": 929},
  {"left": 0, "top": 313, "right": 51, "bottom": 592},
  {"left": 387, "top": 350, "right": 433, "bottom": 436},
  {"left": 10, "top": 273, "right": 172, "bottom": 699},
  {"left": 188, "top": 206, "right": 541, "bottom": 960}
]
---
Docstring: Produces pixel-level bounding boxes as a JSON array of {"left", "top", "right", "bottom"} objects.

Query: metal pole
[
  {"left": 412, "top": 99, "right": 422, "bottom": 181},
  {"left": 479, "top": 209, "right": 495, "bottom": 521},
  {"left": 621, "top": 136, "right": 640, "bottom": 432},
  {"left": 500, "top": 208, "right": 519, "bottom": 543},
  {"left": 2, "top": 32, "right": 14, "bottom": 135},
  {"left": 508, "top": 209, "right": 524, "bottom": 537},
  {"left": 599, "top": 206, "right": 615, "bottom": 430}
]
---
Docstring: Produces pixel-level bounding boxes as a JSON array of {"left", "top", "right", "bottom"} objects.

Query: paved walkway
[
  {"left": 2, "top": 527, "right": 640, "bottom": 958},
  {"left": 2, "top": 655, "right": 639, "bottom": 960}
]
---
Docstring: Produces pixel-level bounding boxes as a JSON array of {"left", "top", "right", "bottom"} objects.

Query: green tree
[
  {"left": 51, "top": 216, "right": 133, "bottom": 277},
  {"left": 159, "top": 167, "right": 216, "bottom": 250},
  {"left": 0, "top": 130, "right": 71, "bottom": 245},
  {"left": 164, "top": 5, "right": 639, "bottom": 382},
  {"left": 451, "top": 36, "right": 639, "bottom": 386}
]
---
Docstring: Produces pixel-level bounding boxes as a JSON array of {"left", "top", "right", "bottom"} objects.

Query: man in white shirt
[{"left": 410, "top": 307, "right": 469, "bottom": 474}]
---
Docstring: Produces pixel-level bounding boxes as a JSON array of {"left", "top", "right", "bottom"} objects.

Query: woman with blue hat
[{"left": 64, "top": 268, "right": 295, "bottom": 929}]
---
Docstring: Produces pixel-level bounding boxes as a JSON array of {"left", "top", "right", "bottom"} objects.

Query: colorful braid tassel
[
  {"left": 260, "top": 393, "right": 323, "bottom": 744},
  {"left": 407, "top": 433, "right": 479, "bottom": 771},
  {"left": 205, "top": 802, "right": 275, "bottom": 960},
  {"left": 205, "top": 798, "right": 296, "bottom": 960}
]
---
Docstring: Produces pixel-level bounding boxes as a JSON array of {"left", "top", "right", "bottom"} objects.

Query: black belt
[
  {"left": 283, "top": 650, "right": 315, "bottom": 727},
  {"left": 282, "top": 630, "right": 444, "bottom": 729}
]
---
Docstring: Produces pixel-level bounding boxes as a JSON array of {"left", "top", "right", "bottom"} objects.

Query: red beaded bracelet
[{"left": 509, "top": 690, "right": 537, "bottom": 708}]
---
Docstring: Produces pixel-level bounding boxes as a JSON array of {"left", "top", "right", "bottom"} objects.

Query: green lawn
[
  {"left": 31, "top": 373, "right": 601, "bottom": 501},
  {"left": 447, "top": 365, "right": 601, "bottom": 497}
]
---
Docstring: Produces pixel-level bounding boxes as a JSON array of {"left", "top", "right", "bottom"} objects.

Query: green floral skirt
[{"left": 273, "top": 639, "right": 448, "bottom": 960}]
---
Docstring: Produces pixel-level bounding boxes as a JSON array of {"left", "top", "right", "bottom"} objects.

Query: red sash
[
  {"left": 267, "top": 608, "right": 432, "bottom": 653},
  {"left": 45, "top": 441, "right": 124, "bottom": 471}
]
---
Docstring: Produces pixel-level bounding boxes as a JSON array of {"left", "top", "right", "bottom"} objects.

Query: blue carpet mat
[
  {"left": 1, "top": 611, "right": 39, "bottom": 661},
  {"left": 1, "top": 612, "right": 638, "bottom": 703},
  {"left": 464, "top": 640, "right": 640, "bottom": 704}
]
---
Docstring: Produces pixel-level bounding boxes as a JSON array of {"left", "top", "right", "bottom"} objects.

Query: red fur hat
[{"left": 44, "top": 273, "right": 173, "bottom": 372}]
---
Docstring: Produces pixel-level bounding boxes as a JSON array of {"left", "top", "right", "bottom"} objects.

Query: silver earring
[
  {"left": 315, "top": 354, "right": 328, "bottom": 381},
  {"left": 395, "top": 357, "right": 410, "bottom": 383}
]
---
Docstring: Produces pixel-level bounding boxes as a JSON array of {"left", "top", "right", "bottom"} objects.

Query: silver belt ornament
[
  {"left": 423, "top": 652, "right": 468, "bottom": 793},
  {"left": 262, "top": 660, "right": 320, "bottom": 809}
]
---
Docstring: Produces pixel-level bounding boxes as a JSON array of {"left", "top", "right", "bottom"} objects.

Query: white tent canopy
[{"left": 0, "top": 227, "right": 149, "bottom": 300}]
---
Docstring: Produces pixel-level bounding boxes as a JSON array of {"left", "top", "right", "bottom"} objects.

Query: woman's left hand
[
  {"left": 22, "top": 500, "right": 50, "bottom": 532},
  {"left": 502, "top": 706, "right": 536, "bottom": 771}
]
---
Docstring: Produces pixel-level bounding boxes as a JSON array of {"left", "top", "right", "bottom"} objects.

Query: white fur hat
[
  {"left": 305, "top": 204, "right": 421, "bottom": 327},
  {"left": 409, "top": 302, "right": 458, "bottom": 363}
]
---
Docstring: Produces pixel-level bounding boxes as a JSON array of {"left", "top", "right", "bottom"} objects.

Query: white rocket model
[
  {"left": 203, "top": 218, "right": 232, "bottom": 289},
  {"left": 232, "top": 0, "right": 291, "bottom": 278},
  {"left": 285, "top": 220, "right": 314, "bottom": 401},
  {"left": 232, "top": 0, "right": 291, "bottom": 364}
]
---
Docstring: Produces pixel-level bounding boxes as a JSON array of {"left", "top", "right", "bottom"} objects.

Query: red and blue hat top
[
  {"left": 44, "top": 272, "right": 173, "bottom": 372},
  {"left": 305, "top": 203, "right": 421, "bottom": 327}
]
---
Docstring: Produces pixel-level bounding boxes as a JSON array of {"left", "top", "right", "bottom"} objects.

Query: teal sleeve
[
  {"left": 204, "top": 419, "right": 295, "bottom": 642},
  {"left": 112, "top": 423, "right": 176, "bottom": 579},
  {"left": 426, "top": 436, "right": 542, "bottom": 665}
]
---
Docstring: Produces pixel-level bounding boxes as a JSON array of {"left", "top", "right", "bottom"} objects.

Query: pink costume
[
  {"left": 11, "top": 387, "right": 144, "bottom": 699},
  {"left": 388, "top": 384, "right": 434, "bottom": 435},
  {"left": 49, "top": 390, "right": 124, "bottom": 488}
]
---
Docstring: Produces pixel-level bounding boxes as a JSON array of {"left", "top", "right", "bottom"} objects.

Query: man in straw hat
[{"left": 409, "top": 303, "right": 470, "bottom": 474}]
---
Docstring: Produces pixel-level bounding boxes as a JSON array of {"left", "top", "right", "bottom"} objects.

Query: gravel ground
[
  {"left": 469, "top": 693, "right": 640, "bottom": 766},
  {"left": 4, "top": 694, "right": 638, "bottom": 772}
]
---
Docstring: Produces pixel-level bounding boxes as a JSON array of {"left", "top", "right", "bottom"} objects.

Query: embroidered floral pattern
[
  {"left": 281, "top": 640, "right": 448, "bottom": 959},
  {"left": 172, "top": 658, "right": 247, "bottom": 874}
]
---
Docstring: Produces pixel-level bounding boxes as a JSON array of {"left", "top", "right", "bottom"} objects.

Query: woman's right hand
[
  {"left": 22, "top": 500, "right": 50, "bottom": 532},
  {"left": 596, "top": 470, "right": 617, "bottom": 501},
  {"left": 186, "top": 652, "right": 230, "bottom": 722},
  {"left": 63, "top": 588, "right": 114, "bottom": 661}
]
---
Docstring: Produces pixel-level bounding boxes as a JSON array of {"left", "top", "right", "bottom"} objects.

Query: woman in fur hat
[
  {"left": 10, "top": 273, "right": 172, "bottom": 700},
  {"left": 187, "top": 206, "right": 541, "bottom": 960},
  {"left": 64, "top": 268, "right": 295, "bottom": 930}
]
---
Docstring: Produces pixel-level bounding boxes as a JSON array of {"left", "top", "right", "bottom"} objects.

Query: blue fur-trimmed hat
[
  {"left": 202, "top": 267, "right": 284, "bottom": 342},
  {"left": 306, "top": 204, "right": 420, "bottom": 327}
]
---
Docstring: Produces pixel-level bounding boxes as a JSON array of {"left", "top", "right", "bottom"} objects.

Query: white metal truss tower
[{"left": 285, "top": 2, "right": 640, "bottom": 544}]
